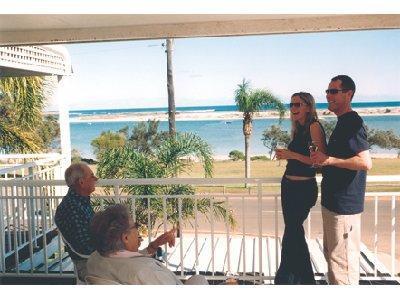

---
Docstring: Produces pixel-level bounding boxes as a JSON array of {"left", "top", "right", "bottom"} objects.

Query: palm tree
[
  {"left": 234, "top": 79, "right": 286, "bottom": 182},
  {"left": 0, "top": 76, "right": 54, "bottom": 153},
  {"left": 95, "top": 132, "right": 235, "bottom": 233}
]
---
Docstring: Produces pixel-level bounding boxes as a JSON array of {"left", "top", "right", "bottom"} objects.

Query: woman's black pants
[{"left": 274, "top": 176, "right": 318, "bottom": 285}]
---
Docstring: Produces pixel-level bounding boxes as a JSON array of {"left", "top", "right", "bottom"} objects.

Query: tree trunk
[
  {"left": 244, "top": 133, "right": 250, "bottom": 187},
  {"left": 243, "top": 115, "right": 252, "bottom": 187},
  {"left": 166, "top": 38, "right": 176, "bottom": 137}
]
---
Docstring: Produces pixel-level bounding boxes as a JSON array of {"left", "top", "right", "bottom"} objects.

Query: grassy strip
[
  {"left": 180, "top": 158, "right": 400, "bottom": 178},
  {"left": 89, "top": 158, "right": 400, "bottom": 193}
]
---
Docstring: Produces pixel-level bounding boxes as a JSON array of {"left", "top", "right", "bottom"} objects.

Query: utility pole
[
  {"left": 165, "top": 38, "right": 176, "bottom": 137},
  {"left": 165, "top": 38, "right": 180, "bottom": 237}
]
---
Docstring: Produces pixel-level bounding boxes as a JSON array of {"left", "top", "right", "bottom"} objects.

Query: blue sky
[{"left": 59, "top": 29, "right": 400, "bottom": 110}]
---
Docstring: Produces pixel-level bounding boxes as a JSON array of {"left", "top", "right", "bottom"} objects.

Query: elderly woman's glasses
[{"left": 127, "top": 222, "right": 143, "bottom": 241}]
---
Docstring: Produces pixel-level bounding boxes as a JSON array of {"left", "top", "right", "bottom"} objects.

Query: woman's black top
[{"left": 284, "top": 121, "right": 326, "bottom": 177}]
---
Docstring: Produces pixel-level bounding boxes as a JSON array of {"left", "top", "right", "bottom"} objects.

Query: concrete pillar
[{"left": 53, "top": 75, "right": 72, "bottom": 176}]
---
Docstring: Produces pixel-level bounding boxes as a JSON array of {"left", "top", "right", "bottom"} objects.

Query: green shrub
[
  {"left": 71, "top": 148, "right": 82, "bottom": 163},
  {"left": 251, "top": 155, "right": 269, "bottom": 161},
  {"left": 229, "top": 150, "right": 245, "bottom": 161}
]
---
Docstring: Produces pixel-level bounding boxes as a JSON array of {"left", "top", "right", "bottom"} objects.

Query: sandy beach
[{"left": 69, "top": 106, "right": 400, "bottom": 123}]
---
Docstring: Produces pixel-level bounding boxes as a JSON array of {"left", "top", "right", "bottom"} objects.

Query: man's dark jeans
[{"left": 274, "top": 176, "right": 318, "bottom": 285}]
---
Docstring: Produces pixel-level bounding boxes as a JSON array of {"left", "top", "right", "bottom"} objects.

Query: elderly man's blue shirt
[{"left": 55, "top": 188, "right": 95, "bottom": 259}]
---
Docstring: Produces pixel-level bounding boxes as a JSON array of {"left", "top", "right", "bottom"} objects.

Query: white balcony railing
[
  {"left": 0, "top": 176, "right": 398, "bottom": 284},
  {"left": 0, "top": 154, "right": 65, "bottom": 279},
  {"left": 0, "top": 153, "right": 64, "bottom": 181}
]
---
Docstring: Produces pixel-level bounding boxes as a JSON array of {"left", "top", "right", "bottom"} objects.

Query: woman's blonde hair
[{"left": 290, "top": 92, "right": 318, "bottom": 138}]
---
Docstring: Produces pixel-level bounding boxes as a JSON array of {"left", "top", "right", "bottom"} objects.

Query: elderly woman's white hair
[{"left": 64, "top": 162, "right": 89, "bottom": 188}]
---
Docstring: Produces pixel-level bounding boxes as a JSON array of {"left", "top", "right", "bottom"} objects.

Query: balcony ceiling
[{"left": 1, "top": 14, "right": 400, "bottom": 46}]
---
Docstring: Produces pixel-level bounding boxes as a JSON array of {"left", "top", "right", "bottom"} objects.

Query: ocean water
[
  {"left": 69, "top": 101, "right": 400, "bottom": 118},
  {"left": 70, "top": 111, "right": 400, "bottom": 159}
]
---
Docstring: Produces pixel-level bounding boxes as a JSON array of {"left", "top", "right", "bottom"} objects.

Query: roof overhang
[{"left": 1, "top": 14, "right": 400, "bottom": 46}]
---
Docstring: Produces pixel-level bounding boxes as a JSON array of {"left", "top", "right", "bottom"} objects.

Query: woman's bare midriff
[{"left": 285, "top": 175, "right": 315, "bottom": 181}]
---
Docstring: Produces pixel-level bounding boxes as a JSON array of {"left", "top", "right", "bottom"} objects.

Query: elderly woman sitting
[{"left": 87, "top": 204, "right": 208, "bottom": 285}]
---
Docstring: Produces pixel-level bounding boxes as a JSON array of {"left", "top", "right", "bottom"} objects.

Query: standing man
[
  {"left": 55, "top": 162, "right": 176, "bottom": 282},
  {"left": 311, "top": 75, "right": 372, "bottom": 285}
]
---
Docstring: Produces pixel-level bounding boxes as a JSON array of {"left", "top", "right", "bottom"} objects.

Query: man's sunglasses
[
  {"left": 325, "top": 89, "right": 349, "bottom": 95},
  {"left": 289, "top": 102, "right": 304, "bottom": 108}
]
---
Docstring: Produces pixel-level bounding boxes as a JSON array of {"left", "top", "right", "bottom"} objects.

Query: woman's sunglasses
[{"left": 289, "top": 102, "right": 304, "bottom": 108}]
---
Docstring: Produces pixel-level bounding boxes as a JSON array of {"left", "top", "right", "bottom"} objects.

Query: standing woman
[{"left": 274, "top": 92, "right": 327, "bottom": 284}]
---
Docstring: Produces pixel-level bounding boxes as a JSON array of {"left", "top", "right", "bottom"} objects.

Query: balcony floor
[
  {"left": 150, "top": 233, "right": 399, "bottom": 285},
  {"left": 1, "top": 232, "right": 398, "bottom": 285}
]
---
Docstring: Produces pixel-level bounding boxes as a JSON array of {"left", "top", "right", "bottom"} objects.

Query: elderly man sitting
[
  {"left": 87, "top": 204, "right": 208, "bottom": 285},
  {"left": 55, "top": 162, "right": 98, "bottom": 282}
]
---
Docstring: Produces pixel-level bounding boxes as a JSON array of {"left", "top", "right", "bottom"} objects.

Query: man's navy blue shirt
[
  {"left": 55, "top": 188, "right": 95, "bottom": 260},
  {"left": 321, "top": 111, "right": 370, "bottom": 215}
]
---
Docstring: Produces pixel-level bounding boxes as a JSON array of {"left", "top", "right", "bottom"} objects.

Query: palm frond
[
  {"left": 251, "top": 89, "right": 286, "bottom": 120},
  {"left": 157, "top": 132, "right": 214, "bottom": 177},
  {"left": 234, "top": 79, "right": 286, "bottom": 118},
  {"left": 234, "top": 78, "right": 251, "bottom": 112},
  {"left": 0, "top": 76, "right": 55, "bottom": 152},
  {"left": 0, "top": 121, "right": 40, "bottom": 153},
  {"left": 0, "top": 77, "right": 47, "bottom": 130}
]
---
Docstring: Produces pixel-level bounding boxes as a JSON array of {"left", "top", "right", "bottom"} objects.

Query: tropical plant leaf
[
  {"left": 0, "top": 121, "right": 40, "bottom": 153},
  {"left": 0, "top": 76, "right": 56, "bottom": 153},
  {"left": 157, "top": 132, "right": 213, "bottom": 177}
]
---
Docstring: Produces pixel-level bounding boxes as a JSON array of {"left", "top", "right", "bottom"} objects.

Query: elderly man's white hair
[{"left": 64, "top": 162, "right": 89, "bottom": 188}]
